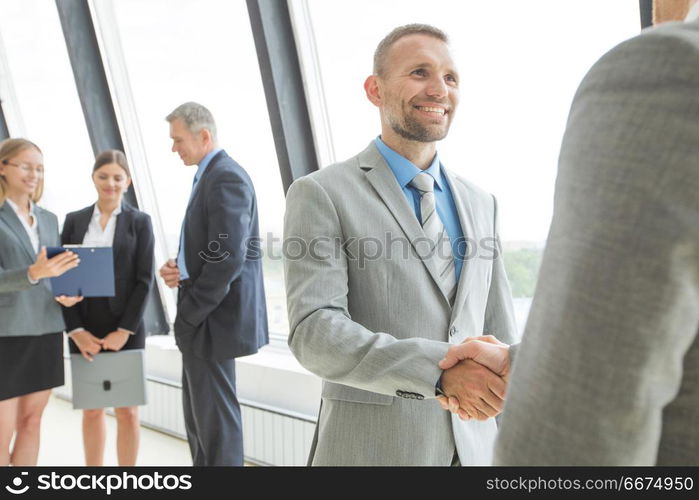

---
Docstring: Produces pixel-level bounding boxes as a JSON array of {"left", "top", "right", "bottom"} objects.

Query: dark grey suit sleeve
[
  {"left": 176, "top": 171, "right": 252, "bottom": 329},
  {"left": 494, "top": 30, "right": 699, "bottom": 465},
  {"left": 507, "top": 343, "right": 519, "bottom": 366}
]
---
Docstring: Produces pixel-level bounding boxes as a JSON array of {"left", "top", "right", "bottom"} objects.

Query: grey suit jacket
[
  {"left": 495, "top": 20, "right": 699, "bottom": 465},
  {"left": 284, "top": 142, "right": 517, "bottom": 465},
  {"left": 0, "top": 201, "right": 65, "bottom": 336}
]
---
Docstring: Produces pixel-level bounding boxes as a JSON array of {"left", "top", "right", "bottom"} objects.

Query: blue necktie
[{"left": 176, "top": 173, "right": 200, "bottom": 281}]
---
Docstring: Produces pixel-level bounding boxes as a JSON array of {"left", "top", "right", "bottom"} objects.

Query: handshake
[{"left": 435, "top": 335, "right": 511, "bottom": 421}]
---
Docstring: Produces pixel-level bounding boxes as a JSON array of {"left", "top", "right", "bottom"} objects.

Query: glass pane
[
  {"left": 0, "top": 0, "right": 96, "bottom": 224},
  {"left": 111, "top": 0, "right": 288, "bottom": 337},
  {"left": 301, "top": 0, "right": 640, "bottom": 335}
]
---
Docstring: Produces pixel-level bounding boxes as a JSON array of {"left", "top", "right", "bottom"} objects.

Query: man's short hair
[
  {"left": 166, "top": 102, "right": 218, "bottom": 142},
  {"left": 373, "top": 24, "right": 449, "bottom": 77}
]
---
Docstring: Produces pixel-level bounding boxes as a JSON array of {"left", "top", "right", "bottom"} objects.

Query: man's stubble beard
[{"left": 387, "top": 104, "right": 452, "bottom": 143}]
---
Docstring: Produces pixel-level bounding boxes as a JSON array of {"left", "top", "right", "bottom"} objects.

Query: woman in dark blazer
[
  {"left": 61, "top": 150, "right": 154, "bottom": 466},
  {"left": 0, "top": 138, "right": 81, "bottom": 466}
]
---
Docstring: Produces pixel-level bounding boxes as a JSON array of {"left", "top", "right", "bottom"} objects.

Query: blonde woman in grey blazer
[{"left": 0, "top": 138, "right": 80, "bottom": 466}]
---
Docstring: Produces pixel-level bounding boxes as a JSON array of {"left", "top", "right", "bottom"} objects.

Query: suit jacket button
[
  {"left": 396, "top": 390, "right": 404, "bottom": 397},
  {"left": 449, "top": 326, "right": 457, "bottom": 336},
  {"left": 416, "top": 394, "right": 424, "bottom": 401}
]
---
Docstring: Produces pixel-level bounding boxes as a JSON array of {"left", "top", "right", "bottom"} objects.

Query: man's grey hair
[
  {"left": 373, "top": 24, "right": 449, "bottom": 77},
  {"left": 166, "top": 102, "right": 218, "bottom": 142}
]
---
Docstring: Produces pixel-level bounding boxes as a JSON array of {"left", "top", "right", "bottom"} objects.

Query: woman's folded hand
[{"left": 71, "top": 330, "right": 103, "bottom": 362}]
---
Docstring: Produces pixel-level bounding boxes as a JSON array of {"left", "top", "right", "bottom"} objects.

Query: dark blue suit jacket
[{"left": 174, "top": 150, "right": 269, "bottom": 360}]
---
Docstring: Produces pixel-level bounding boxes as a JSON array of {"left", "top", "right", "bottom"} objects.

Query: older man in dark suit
[{"left": 159, "top": 102, "right": 268, "bottom": 466}]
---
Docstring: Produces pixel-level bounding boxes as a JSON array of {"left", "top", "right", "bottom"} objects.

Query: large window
[
  {"left": 0, "top": 0, "right": 642, "bottom": 342},
  {"left": 296, "top": 0, "right": 641, "bottom": 335},
  {"left": 109, "top": 0, "right": 289, "bottom": 338},
  {"left": 0, "top": 0, "right": 95, "bottom": 225}
]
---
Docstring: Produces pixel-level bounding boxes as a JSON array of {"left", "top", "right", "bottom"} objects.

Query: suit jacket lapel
[
  {"left": 36, "top": 208, "right": 54, "bottom": 249},
  {"left": 443, "top": 169, "right": 478, "bottom": 322},
  {"left": 360, "top": 143, "right": 451, "bottom": 308},
  {"left": 186, "top": 150, "right": 225, "bottom": 214},
  {"left": 71, "top": 205, "right": 94, "bottom": 245},
  {"left": 113, "top": 203, "right": 133, "bottom": 262},
  {"left": 0, "top": 202, "right": 37, "bottom": 261},
  {"left": 186, "top": 178, "right": 203, "bottom": 214},
  {"left": 34, "top": 208, "right": 58, "bottom": 292}
]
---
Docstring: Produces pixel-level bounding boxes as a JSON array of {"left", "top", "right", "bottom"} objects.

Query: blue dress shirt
[
  {"left": 177, "top": 148, "right": 222, "bottom": 280},
  {"left": 374, "top": 137, "right": 465, "bottom": 282}
]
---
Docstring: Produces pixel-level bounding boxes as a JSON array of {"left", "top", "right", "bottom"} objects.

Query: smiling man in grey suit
[
  {"left": 440, "top": 0, "right": 699, "bottom": 465},
  {"left": 284, "top": 24, "right": 517, "bottom": 466}
]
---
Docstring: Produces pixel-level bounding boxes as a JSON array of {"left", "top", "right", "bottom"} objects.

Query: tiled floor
[{"left": 37, "top": 395, "right": 192, "bottom": 466}]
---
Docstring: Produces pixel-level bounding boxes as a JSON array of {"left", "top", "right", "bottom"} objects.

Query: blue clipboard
[{"left": 46, "top": 246, "right": 115, "bottom": 297}]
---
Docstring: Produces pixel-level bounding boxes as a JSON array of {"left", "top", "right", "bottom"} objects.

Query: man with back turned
[{"left": 440, "top": 0, "right": 699, "bottom": 465}]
